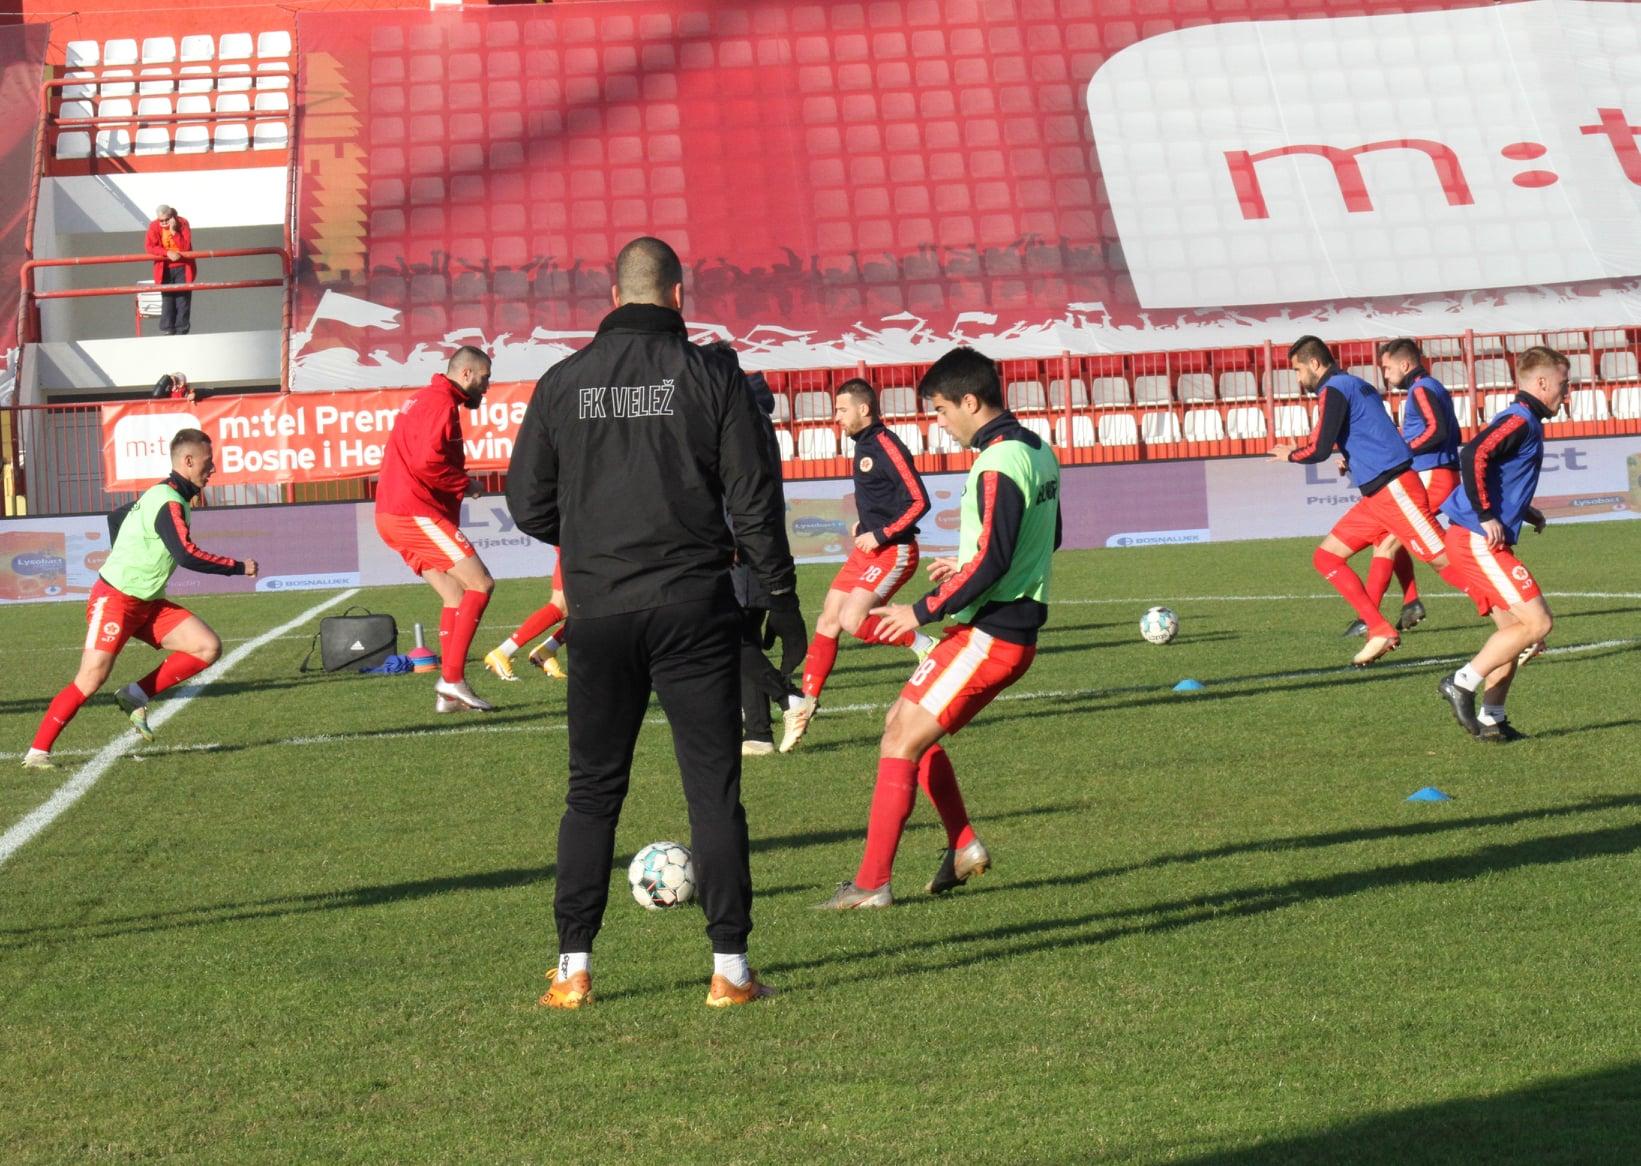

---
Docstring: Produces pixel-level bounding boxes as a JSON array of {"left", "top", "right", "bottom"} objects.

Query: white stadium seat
[
  {"left": 1006, "top": 380, "right": 1047, "bottom": 412},
  {"left": 1598, "top": 351, "right": 1639, "bottom": 382},
  {"left": 1225, "top": 407, "right": 1267, "bottom": 439},
  {"left": 1048, "top": 378, "right": 1090, "bottom": 410},
  {"left": 1218, "top": 371, "right": 1257, "bottom": 401},
  {"left": 1141, "top": 412, "right": 1181, "bottom": 444},
  {"left": 793, "top": 390, "right": 830, "bottom": 421},
  {"left": 1177, "top": 372, "right": 1215, "bottom": 403},
  {"left": 797, "top": 428, "right": 838, "bottom": 460},
  {"left": 1134, "top": 374, "right": 1171, "bottom": 405},
  {"left": 1091, "top": 376, "right": 1130, "bottom": 407},
  {"left": 1054, "top": 416, "right": 1097, "bottom": 448},
  {"left": 1097, "top": 414, "right": 1138, "bottom": 446},
  {"left": 1183, "top": 409, "right": 1225, "bottom": 441}
]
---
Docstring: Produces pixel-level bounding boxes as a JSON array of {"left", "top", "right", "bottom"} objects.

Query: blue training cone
[
  {"left": 1407, "top": 786, "right": 1453, "bottom": 802},
  {"left": 1173, "top": 678, "right": 1205, "bottom": 693}
]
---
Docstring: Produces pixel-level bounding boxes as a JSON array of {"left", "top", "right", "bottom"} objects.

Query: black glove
[{"left": 762, "top": 603, "right": 809, "bottom": 677}]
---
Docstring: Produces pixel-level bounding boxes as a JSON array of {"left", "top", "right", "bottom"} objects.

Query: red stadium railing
[
  {"left": 5, "top": 325, "right": 1638, "bottom": 516},
  {"left": 16, "top": 248, "right": 295, "bottom": 391}
]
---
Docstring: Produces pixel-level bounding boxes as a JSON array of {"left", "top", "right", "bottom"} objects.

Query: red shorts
[
  {"left": 829, "top": 539, "right": 920, "bottom": 601},
  {"left": 1330, "top": 470, "right": 1446, "bottom": 559},
  {"left": 375, "top": 513, "right": 476, "bottom": 575},
  {"left": 1443, "top": 524, "right": 1541, "bottom": 616},
  {"left": 551, "top": 555, "right": 563, "bottom": 594},
  {"left": 902, "top": 624, "right": 1035, "bottom": 734},
  {"left": 1420, "top": 466, "right": 1460, "bottom": 511},
  {"left": 84, "top": 577, "right": 192, "bottom": 655}
]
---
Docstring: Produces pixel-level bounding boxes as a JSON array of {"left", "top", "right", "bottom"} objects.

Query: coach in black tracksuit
[{"left": 506, "top": 237, "right": 797, "bottom": 981}]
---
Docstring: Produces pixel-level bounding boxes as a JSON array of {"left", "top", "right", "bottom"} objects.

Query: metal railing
[{"left": 17, "top": 247, "right": 294, "bottom": 390}]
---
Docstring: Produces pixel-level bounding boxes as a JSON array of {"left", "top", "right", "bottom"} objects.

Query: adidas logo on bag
[{"left": 350, "top": 640, "right": 365, "bottom": 650}]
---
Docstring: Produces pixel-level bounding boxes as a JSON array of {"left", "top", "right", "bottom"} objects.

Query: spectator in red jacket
[
  {"left": 144, "top": 205, "right": 194, "bottom": 335},
  {"left": 374, "top": 345, "right": 496, "bottom": 713}
]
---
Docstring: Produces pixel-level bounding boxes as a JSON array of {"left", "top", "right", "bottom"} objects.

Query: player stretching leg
[
  {"left": 783, "top": 379, "right": 934, "bottom": 752},
  {"left": 1345, "top": 340, "right": 1462, "bottom": 638},
  {"left": 374, "top": 346, "right": 497, "bottom": 713},
  {"left": 1270, "top": 336, "right": 1461, "bottom": 667},
  {"left": 485, "top": 555, "right": 569, "bottom": 681},
  {"left": 816, "top": 348, "right": 1060, "bottom": 909},
  {"left": 23, "top": 430, "right": 257, "bottom": 768},
  {"left": 1434, "top": 346, "right": 1567, "bottom": 742}
]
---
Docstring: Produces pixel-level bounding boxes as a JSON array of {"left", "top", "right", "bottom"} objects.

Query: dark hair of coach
[{"left": 504, "top": 236, "right": 800, "bottom": 987}]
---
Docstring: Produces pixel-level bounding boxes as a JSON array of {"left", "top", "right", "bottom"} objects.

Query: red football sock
[
  {"left": 1313, "top": 548, "right": 1393, "bottom": 637},
  {"left": 32, "top": 682, "right": 90, "bottom": 753},
  {"left": 916, "top": 745, "right": 974, "bottom": 850},
  {"left": 856, "top": 756, "right": 918, "bottom": 890},
  {"left": 442, "top": 589, "right": 491, "bottom": 683},
  {"left": 853, "top": 614, "right": 916, "bottom": 648},
  {"left": 512, "top": 602, "right": 563, "bottom": 646},
  {"left": 801, "top": 633, "right": 839, "bottom": 698},
  {"left": 1393, "top": 547, "right": 1419, "bottom": 603},
  {"left": 137, "top": 651, "right": 210, "bottom": 699},
  {"left": 1364, "top": 555, "right": 1395, "bottom": 609},
  {"left": 438, "top": 605, "right": 456, "bottom": 660}
]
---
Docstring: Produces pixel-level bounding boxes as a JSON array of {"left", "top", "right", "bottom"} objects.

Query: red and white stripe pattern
[
  {"left": 1384, "top": 474, "right": 1444, "bottom": 559},
  {"left": 1467, "top": 530, "right": 1528, "bottom": 608},
  {"left": 869, "top": 542, "right": 917, "bottom": 600},
  {"left": 413, "top": 515, "right": 470, "bottom": 565},
  {"left": 916, "top": 629, "right": 997, "bottom": 723},
  {"left": 84, "top": 594, "right": 113, "bottom": 652}
]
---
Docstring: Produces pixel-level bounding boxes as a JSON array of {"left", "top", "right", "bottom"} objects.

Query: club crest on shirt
[{"left": 859, "top": 456, "right": 873, "bottom": 473}]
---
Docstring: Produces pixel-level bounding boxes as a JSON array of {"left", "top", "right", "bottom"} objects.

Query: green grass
[{"left": 1, "top": 525, "right": 1638, "bottom": 1164}]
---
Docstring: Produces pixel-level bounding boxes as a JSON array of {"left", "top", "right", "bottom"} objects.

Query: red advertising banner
[
  {"left": 99, "top": 382, "right": 534, "bottom": 490},
  {"left": 290, "top": 1, "right": 1641, "bottom": 392}
]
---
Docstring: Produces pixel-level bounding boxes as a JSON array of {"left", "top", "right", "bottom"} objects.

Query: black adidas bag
[{"left": 300, "top": 607, "right": 398, "bottom": 673}]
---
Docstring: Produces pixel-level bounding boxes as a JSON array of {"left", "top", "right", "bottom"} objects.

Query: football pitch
[{"left": 1, "top": 525, "right": 1637, "bottom": 1164}]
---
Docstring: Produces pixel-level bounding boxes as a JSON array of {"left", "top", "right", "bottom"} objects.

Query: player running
[
  {"left": 782, "top": 379, "right": 934, "bottom": 752},
  {"left": 1343, "top": 340, "right": 1462, "bottom": 638},
  {"left": 23, "top": 429, "right": 256, "bottom": 769},
  {"left": 484, "top": 554, "right": 569, "bottom": 681},
  {"left": 374, "top": 346, "right": 496, "bottom": 712},
  {"left": 1434, "top": 346, "right": 1567, "bottom": 742},
  {"left": 1270, "top": 336, "right": 1458, "bottom": 667},
  {"left": 816, "top": 348, "right": 1060, "bottom": 909}
]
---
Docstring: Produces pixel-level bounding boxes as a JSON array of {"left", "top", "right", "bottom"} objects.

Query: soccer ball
[
  {"left": 1139, "top": 606, "right": 1179, "bottom": 645},
  {"left": 627, "top": 841, "right": 696, "bottom": 910}
]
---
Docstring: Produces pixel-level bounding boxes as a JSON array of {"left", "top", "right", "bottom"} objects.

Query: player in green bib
[
  {"left": 24, "top": 429, "right": 256, "bottom": 769},
  {"left": 817, "top": 348, "right": 1061, "bottom": 909}
]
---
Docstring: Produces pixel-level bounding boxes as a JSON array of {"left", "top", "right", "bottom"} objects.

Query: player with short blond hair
[{"left": 1435, "top": 346, "right": 1568, "bottom": 742}]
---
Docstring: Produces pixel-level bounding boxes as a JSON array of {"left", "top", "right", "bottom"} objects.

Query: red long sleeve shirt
[
  {"left": 375, "top": 374, "right": 471, "bottom": 523},
  {"left": 144, "top": 216, "right": 196, "bottom": 283}
]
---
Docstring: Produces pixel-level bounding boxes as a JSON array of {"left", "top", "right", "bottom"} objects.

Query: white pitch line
[
  {"left": 0, "top": 588, "right": 362, "bottom": 869},
  {"left": 1057, "top": 590, "right": 1641, "bottom": 605},
  {"left": 9, "top": 636, "right": 1629, "bottom": 764}
]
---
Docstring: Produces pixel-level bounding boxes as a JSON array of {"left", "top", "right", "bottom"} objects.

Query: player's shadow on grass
[
  {"left": 1173, "top": 1058, "right": 1641, "bottom": 1165},
  {"left": 1517, "top": 717, "right": 1641, "bottom": 741},
  {"left": 0, "top": 803, "right": 1087, "bottom": 949},
  {"left": 976, "top": 641, "right": 1641, "bottom": 724},
  {"left": 752, "top": 795, "right": 1641, "bottom": 902},
  {"left": 748, "top": 799, "right": 1084, "bottom": 860},
  {"left": 0, "top": 863, "right": 559, "bottom": 948},
  {"left": 143, "top": 708, "right": 562, "bottom": 757},
  {"left": 759, "top": 814, "right": 1641, "bottom": 983}
]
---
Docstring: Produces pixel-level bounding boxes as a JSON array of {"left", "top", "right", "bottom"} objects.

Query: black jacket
[
  {"left": 507, "top": 304, "right": 797, "bottom": 619},
  {"left": 730, "top": 371, "right": 787, "bottom": 611},
  {"left": 850, "top": 421, "right": 928, "bottom": 545}
]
